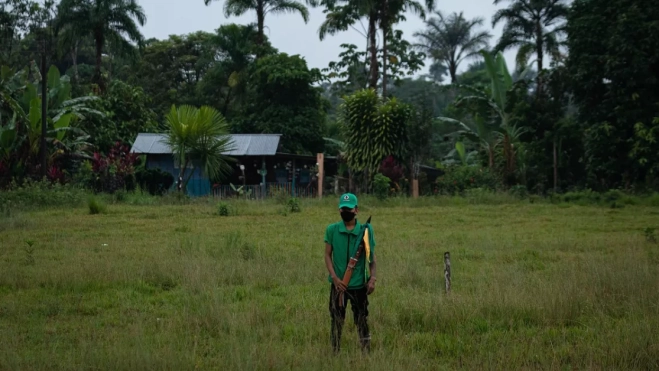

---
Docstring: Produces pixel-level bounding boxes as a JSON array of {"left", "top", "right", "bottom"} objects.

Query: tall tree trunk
[
  {"left": 380, "top": 0, "right": 389, "bottom": 97},
  {"left": 503, "top": 135, "right": 511, "bottom": 179},
  {"left": 535, "top": 21, "right": 543, "bottom": 96},
  {"left": 222, "top": 87, "right": 232, "bottom": 116},
  {"left": 448, "top": 60, "right": 458, "bottom": 101},
  {"left": 108, "top": 51, "right": 113, "bottom": 81},
  {"left": 553, "top": 139, "right": 557, "bottom": 191},
  {"left": 409, "top": 157, "right": 415, "bottom": 196},
  {"left": 177, "top": 155, "right": 188, "bottom": 193},
  {"left": 70, "top": 41, "right": 79, "bottom": 85},
  {"left": 381, "top": 24, "right": 388, "bottom": 97},
  {"left": 40, "top": 53, "right": 47, "bottom": 178},
  {"left": 367, "top": 13, "right": 378, "bottom": 90},
  {"left": 256, "top": 1, "right": 265, "bottom": 57},
  {"left": 94, "top": 33, "right": 105, "bottom": 92},
  {"left": 449, "top": 60, "right": 457, "bottom": 84}
]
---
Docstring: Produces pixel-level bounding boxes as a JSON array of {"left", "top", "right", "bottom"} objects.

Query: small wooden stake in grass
[{"left": 444, "top": 251, "right": 451, "bottom": 294}]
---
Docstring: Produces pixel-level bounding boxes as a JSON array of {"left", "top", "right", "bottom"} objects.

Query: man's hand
[
  {"left": 366, "top": 277, "right": 376, "bottom": 295},
  {"left": 332, "top": 275, "right": 347, "bottom": 292},
  {"left": 326, "top": 243, "right": 346, "bottom": 292}
]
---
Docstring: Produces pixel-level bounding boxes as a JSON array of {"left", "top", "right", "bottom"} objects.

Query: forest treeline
[{"left": 0, "top": 0, "right": 657, "bottom": 196}]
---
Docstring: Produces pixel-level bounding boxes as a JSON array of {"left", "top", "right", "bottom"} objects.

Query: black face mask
[{"left": 340, "top": 210, "right": 355, "bottom": 222}]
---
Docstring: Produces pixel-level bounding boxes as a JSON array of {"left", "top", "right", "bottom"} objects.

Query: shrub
[
  {"left": 379, "top": 156, "right": 405, "bottom": 185},
  {"left": 218, "top": 202, "right": 230, "bottom": 216},
  {"left": 0, "top": 178, "right": 87, "bottom": 209},
  {"left": 113, "top": 189, "right": 127, "bottom": 203},
  {"left": 508, "top": 185, "right": 528, "bottom": 199},
  {"left": 88, "top": 196, "right": 107, "bottom": 215},
  {"left": 71, "top": 160, "right": 96, "bottom": 190},
  {"left": 435, "top": 165, "right": 500, "bottom": 195},
  {"left": 648, "top": 193, "right": 659, "bottom": 207},
  {"left": 287, "top": 197, "right": 301, "bottom": 213},
  {"left": 373, "top": 173, "right": 391, "bottom": 200},
  {"left": 89, "top": 142, "right": 139, "bottom": 194},
  {"left": 135, "top": 168, "right": 175, "bottom": 196}
]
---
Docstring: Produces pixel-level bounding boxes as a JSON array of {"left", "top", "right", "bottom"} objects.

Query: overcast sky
[{"left": 137, "top": 0, "right": 518, "bottom": 78}]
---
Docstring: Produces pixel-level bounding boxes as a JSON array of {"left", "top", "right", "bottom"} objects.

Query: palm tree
[
  {"left": 317, "top": 0, "right": 433, "bottom": 96},
  {"left": 492, "top": 0, "right": 568, "bottom": 76},
  {"left": 204, "top": 0, "right": 310, "bottom": 53},
  {"left": 163, "top": 105, "right": 236, "bottom": 193},
  {"left": 413, "top": 11, "right": 492, "bottom": 84},
  {"left": 198, "top": 24, "right": 263, "bottom": 116},
  {"left": 56, "top": 0, "right": 146, "bottom": 92}
]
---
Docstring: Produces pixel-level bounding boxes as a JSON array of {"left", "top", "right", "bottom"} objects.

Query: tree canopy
[{"left": 1, "top": 0, "right": 658, "bottom": 196}]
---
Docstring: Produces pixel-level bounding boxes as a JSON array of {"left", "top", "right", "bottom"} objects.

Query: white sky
[{"left": 137, "top": 0, "right": 519, "bottom": 77}]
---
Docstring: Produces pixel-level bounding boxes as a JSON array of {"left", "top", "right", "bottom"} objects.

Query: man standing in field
[{"left": 324, "top": 193, "right": 377, "bottom": 354}]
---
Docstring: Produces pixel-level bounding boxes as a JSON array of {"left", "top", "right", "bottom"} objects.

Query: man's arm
[
  {"left": 366, "top": 224, "right": 377, "bottom": 295},
  {"left": 325, "top": 242, "right": 346, "bottom": 291},
  {"left": 367, "top": 252, "right": 377, "bottom": 294}
]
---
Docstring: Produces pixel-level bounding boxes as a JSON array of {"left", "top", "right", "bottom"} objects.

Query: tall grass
[{"left": 1, "top": 200, "right": 658, "bottom": 369}]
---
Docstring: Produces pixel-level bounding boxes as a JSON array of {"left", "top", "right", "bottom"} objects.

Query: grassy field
[{"left": 1, "top": 196, "right": 659, "bottom": 370}]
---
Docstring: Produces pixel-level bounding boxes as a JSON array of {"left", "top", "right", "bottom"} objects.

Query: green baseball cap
[{"left": 339, "top": 193, "right": 358, "bottom": 209}]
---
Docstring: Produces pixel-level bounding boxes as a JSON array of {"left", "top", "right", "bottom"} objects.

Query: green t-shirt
[{"left": 324, "top": 219, "right": 376, "bottom": 289}]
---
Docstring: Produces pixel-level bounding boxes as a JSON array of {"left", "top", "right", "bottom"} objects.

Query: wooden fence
[{"left": 212, "top": 182, "right": 317, "bottom": 199}]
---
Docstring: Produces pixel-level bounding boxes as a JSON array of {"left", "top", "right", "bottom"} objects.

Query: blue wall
[{"left": 146, "top": 154, "right": 211, "bottom": 197}]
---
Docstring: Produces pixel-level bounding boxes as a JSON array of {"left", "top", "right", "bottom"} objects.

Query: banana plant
[
  {"left": 230, "top": 182, "right": 252, "bottom": 198},
  {"left": 439, "top": 112, "right": 498, "bottom": 167},
  {"left": 437, "top": 50, "right": 529, "bottom": 174},
  {"left": 1, "top": 64, "right": 101, "bottom": 176},
  {"left": 1, "top": 65, "right": 27, "bottom": 121},
  {"left": 17, "top": 67, "right": 95, "bottom": 158},
  {"left": 0, "top": 115, "right": 18, "bottom": 163}
]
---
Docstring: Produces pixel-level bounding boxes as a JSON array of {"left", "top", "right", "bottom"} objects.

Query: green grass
[{"left": 1, "top": 197, "right": 658, "bottom": 370}]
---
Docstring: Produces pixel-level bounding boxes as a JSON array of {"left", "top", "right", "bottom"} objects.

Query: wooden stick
[
  {"left": 317, "top": 153, "right": 324, "bottom": 199},
  {"left": 444, "top": 251, "right": 451, "bottom": 294}
]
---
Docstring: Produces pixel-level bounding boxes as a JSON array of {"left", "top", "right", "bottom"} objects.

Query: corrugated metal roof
[{"left": 130, "top": 133, "right": 281, "bottom": 156}]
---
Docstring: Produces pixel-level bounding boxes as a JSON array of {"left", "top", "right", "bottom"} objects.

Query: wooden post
[
  {"left": 444, "top": 252, "right": 451, "bottom": 294},
  {"left": 317, "top": 153, "right": 324, "bottom": 199},
  {"left": 291, "top": 159, "right": 296, "bottom": 197},
  {"left": 260, "top": 157, "right": 267, "bottom": 200},
  {"left": 411, "top": 162, "right": 419, "bottom": 198}
]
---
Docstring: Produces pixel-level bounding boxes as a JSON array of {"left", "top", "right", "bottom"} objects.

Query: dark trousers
[{"left": 329, "top": 284, "right": 370, "bottom": 353}]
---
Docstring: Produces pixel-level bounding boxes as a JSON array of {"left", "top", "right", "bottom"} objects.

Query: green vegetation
[
  {"left": 2, "top": 0, "right": 658, "bottom": 197},
  {"left": 1, "top": 197, "right": 658, "bottom": 369},
  {"left": 87, "top": 195, "right": 106, "bottom": 214},
  {"left": 163, "top": 104, "right": 235, "bottom": 192},
  {"left": 1, "top": 0, "right": 659, "bottom": 366}
]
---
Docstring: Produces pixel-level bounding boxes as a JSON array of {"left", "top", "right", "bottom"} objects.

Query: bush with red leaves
[
  {"left": 47, "top": 166, "right": 65, "bottom": 184},
  {"left": 90, "top": 141, "right": 139, "bottom": 193},
  {"left": 379, "top": 156, "right": 405, "bottom": 184}
]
